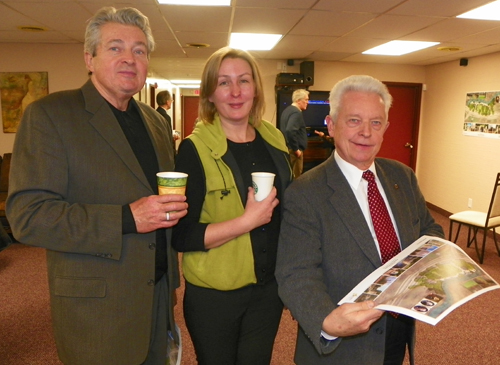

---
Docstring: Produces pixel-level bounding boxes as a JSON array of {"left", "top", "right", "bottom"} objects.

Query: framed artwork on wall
[
  {"left": 464, "top": 91, "right": 500, "bottom": 139},
  {"left": 0, "top": 71, "right": 49, "bottom": 133}
]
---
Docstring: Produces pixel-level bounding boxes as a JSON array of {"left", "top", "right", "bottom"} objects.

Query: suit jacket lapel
[
  {"left": 139, "top": 103, "right": 172, "bottom": 173},
  {"left": 325, "top": 157, "right": 382, "bottom": 267},
  {"left": 81, "top": 80, "right": 152, "bottom": 192}
]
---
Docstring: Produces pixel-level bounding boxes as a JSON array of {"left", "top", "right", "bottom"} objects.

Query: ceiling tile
[
  {"left": 290, "top": 9, "right": 375, "bottom": 36},
  {"left": 387, "top": 0, "right": 494, "bottom": 17},
  {"left": 347, "top": 14, "right": 443, "bottom": 39},
  {"left": 232, "top": 8, "right": 307, "bottom": 34}
]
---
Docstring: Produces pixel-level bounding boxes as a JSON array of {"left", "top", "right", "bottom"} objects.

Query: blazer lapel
[
  {"left": 82, "top": 80, "right": 152, "bottom": 192},
  {"left": 138, "top": 103, "right": 173, "bottom": 173},
  {"left": 325, "top": 158, "right": 382, "bottom": 267}
]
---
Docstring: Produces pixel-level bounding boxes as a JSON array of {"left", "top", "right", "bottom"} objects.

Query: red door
[
  {"left": 182, "top": 96, "right": 199, "bottom": 139},
  {"left": 378, "top": 83, "right": 422, "bottom": 170}
]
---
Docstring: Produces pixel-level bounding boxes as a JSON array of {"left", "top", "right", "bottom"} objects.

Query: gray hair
[
  {"left": 292, "top": 89, "right": 309, "bottom": 103},
  {"left": 84, "top": 7, "right": 155, "bottom": 58},
  {"left": 329, "top": 75, "right": 392, "bottom": 122}
]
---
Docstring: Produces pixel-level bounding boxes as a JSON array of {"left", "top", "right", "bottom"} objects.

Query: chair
[{"left": 448, "top": 172, "right": 500, "bottom": 264}]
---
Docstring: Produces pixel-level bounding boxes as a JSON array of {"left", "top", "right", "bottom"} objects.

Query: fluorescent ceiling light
[
  {"left": 229, "top": 33, "right": 282, "bottom": 51},
  {"left": 176, "top": 84, "right": 201, "bottom": 88},
  {"left": 170, "top": 80, "right": 201, "bottom": 84},
  {"left": 157, "top": 0, "right": 230, "bottom": 5},
  {"left": 363, "top": 40, "right": 439, "bottom": 56},
  {"left": 457, "top": 1, "right": 500, "bottom": 21}
]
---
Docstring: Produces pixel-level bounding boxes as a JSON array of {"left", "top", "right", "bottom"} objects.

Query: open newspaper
[{"left": 338, "top": 235, "right": 500, "bottom": 325}]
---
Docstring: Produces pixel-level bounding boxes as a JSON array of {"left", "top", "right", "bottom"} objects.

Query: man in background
[
  {"left": 157, "top": 90, "right": 180, "bottom": 152},
  {"left": 7, "top": 7, "right": 187, "bottom": 365},
  {"left": 276, "top": 75, "right": 443, "bottom": 364},
  {"left": 280, "top": 88, "right": 309, "bottom": 178},
  {"left": 156, "top": 90, "right": 173, "bottom": 130}
]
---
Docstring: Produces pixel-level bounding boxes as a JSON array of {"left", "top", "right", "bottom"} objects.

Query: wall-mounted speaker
[
  {"left": 300, "top": 61, "right": 314, "bottom": 85},
  {"left": 276, "top": 73, "right": 304, "bottom": 85}
]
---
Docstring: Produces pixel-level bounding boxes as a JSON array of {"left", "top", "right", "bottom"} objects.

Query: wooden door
[
  {"left": 182, "top": 96, "right": 199, "bottom": 139},
  {"left": 378, "top": 82, "right": 422, "bottom": 170}
]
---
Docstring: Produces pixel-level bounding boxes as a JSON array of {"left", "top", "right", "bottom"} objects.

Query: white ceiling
[{"left": 2, "top": 0, "right": 500, "bottom": 81}]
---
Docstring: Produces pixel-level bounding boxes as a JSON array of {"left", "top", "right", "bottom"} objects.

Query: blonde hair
[{"left": 198, "top": 47, "right": 265, "bottom": 127}]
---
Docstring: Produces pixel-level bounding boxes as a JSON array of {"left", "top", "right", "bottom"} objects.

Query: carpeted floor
[{"left": 1, "top": 209, "right": 500, "bottom": 364}]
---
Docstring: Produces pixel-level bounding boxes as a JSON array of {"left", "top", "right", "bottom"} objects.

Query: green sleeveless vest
[{"left": 182, "top": 115, "right": 289, "bottom": 290}]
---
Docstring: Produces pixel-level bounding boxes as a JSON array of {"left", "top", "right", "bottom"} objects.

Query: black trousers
[
  {"left": 183, "top": 278, "right": 283, "bottom": 365},
  {"left": 384, "top": 314, "right": 415, "bottom": 365}
]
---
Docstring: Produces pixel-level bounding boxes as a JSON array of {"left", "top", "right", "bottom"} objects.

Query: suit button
[
  {"left": 147, "top": 279, "right": 155, "bottom": 286},
  {"left": 149, "top": 243, "right": 156, "bottom": 250},
  {"left": 376, "top": 327, "right": 384, "bottom": 335}
]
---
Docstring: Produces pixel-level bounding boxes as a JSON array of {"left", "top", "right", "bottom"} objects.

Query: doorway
[
  {"left": 379, "top": 82, "right": 422, "bottom": 170},
  {"left": 182, "top": 96, "right": 199, "bottom": 138}
]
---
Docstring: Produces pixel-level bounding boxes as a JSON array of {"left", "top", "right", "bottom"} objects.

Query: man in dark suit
[
  {"left": 280, "top": 89, "right": 309, "bottom": 178},
  {"left": 276, "top": 75, "right": 444, "bottom": 365},
  {"left": 6, "top": 7, "right": 187, "bottom": 365},
  {"left": 156, "top": 90, "right": 173, "bottom": 129},
  {"left": 156, "top": 90, "right": 179, "bottom": 154}
]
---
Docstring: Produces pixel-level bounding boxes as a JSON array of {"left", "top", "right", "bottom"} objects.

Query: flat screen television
[{"left": 277, "top": 90, "right": 330, "bottom": 130}]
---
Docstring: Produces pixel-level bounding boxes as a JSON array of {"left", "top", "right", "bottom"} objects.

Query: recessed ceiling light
[
  {"left": 157, "top": 0, "right": 230, "bottom": 5},
  {"left": 437, "top": 46, "right": 461, "bottom": 52},
  {"left": 457, "top": 1, "right": 500, "bottom": 21},
  {"left": 186, "top": 43, "right": 210, "bottom": 48},
  {"left": 18, "top": 26, "right": 47, "bottom": 32},
  {"left": 229, "top": 33, "right": 282, "bottom": 51},
  {"left": 363, "top": 40, "right": 439, "bottom": 56}
]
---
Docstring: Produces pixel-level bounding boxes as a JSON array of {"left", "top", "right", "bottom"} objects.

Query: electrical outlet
[{"left": 468, "top": 198, "right": 473, "bottom": 208}]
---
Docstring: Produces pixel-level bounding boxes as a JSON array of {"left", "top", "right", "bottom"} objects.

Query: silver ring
[{"left": 166, "top": 212, "right": 170, "bottom": 221}]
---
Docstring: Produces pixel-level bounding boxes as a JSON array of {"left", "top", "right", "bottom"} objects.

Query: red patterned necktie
[{"left": 362, "top": 170, "right": 401, "bottom": 264}]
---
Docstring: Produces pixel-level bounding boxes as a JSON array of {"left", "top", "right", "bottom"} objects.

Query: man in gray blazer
[
  {"left": 6, "top": 7, "right": 187, "bottom": 365},
  {"left": 276, "top": 75, "right": 444, "bottom": 365}
]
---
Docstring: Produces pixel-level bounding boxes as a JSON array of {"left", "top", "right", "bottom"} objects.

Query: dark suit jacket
[
  {"left": 156, "top": 106, "right": 172, "bottom": 130},
  {"left": 7, "top": 80, "right": 179, "bottom": 365},
  {"left": 276, "top": 155, "right": 444, "bottom": 365}
]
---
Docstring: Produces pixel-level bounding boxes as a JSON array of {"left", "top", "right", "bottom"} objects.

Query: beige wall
[
  {"left": 0, "top": 43, "right": 88, "bottom": 154},
  {"left": 2, "top": 42, "right": 500, "bottom": 215},
  {"left": 418, "top": 53, "right": 500, "bottom": 215},
  {"left": 257, "top": 59, "right": 426, "bottom": 126}
]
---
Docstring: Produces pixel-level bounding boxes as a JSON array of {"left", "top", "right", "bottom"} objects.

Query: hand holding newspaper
[{"left": 338, "top": 236, "right": 500, "bottom": 325}]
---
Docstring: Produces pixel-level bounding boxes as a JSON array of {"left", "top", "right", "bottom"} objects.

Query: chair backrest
[{"left": 486, "top": 172, "right": 500, "bottom": 225}]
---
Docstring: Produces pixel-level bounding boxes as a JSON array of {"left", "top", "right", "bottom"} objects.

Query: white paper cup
[
  {"left": 251, "top": 172, "right": 275, "bottom": 201},
  {"left": 156, "top": 172, "right": 188, "bottom": 195}
]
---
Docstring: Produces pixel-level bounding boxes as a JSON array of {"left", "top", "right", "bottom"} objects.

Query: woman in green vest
[{"left": 172, "top": 47, "right": 292, "bottom": 364}]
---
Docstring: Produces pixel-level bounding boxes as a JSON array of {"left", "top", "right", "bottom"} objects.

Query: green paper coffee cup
[{"left": 156, "top": 172, "right": 188, "bottom": 195}]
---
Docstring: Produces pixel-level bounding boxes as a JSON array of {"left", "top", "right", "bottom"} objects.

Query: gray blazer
[
  {"left": 276, "top": 155, "right": 444, "bottom": 365},
  {"left": 7, "top": 80, "right": 179, "bottom": 365}
]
